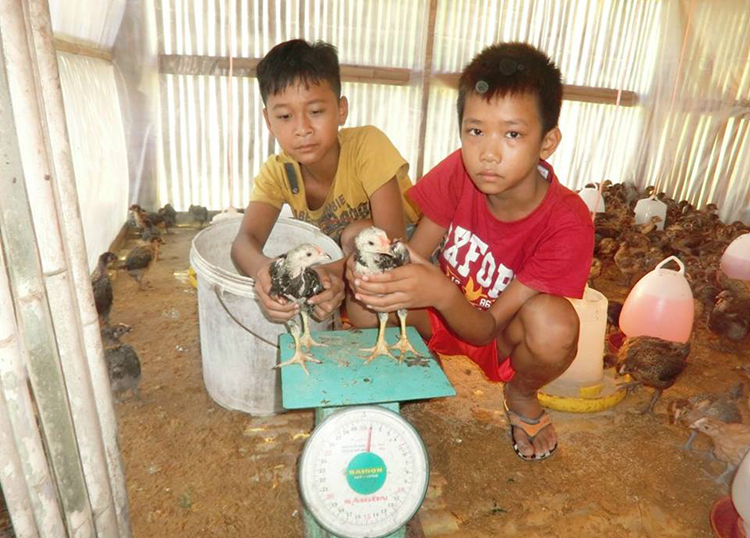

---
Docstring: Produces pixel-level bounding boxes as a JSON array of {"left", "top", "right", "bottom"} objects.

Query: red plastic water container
[
  {"left": 619, "top": 256, "right": 694, "bottom": 343},
  {"left": 720, "top": 233, "right": 750, "bottom": 281}
]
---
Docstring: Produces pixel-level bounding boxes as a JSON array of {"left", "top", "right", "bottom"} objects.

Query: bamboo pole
[
  {"left": 14, "top": 0, "right": 133, "bottom": 536},
  {"left": 0, "top": 16, "right": 95, "bottom": 538},
  {"left": 0, "top": 238, "right": 66, "bottom": 538},
  {"left": 0, "top": 386, "right": 38, "bottom": 538},
  {"left": 0, "top": 2, "right": 125, "bottom": 537}
]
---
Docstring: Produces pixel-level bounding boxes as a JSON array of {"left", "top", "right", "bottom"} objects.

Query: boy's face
[
  {"left": 460, "top": 91, "right": 560, "bottom": 199},
  {"left": 263, "top": 80, "right": 348, "bottom": 167}
]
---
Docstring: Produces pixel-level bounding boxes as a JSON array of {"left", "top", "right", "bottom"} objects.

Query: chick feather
[
  {"left": 354, "top": 227, "right": 417, "bottom": 362},
  {"left": 617, "top": 336, "right": 691, "bottom": 413},
  {"left": 269, "top": 243, "right": 331, "bottom": 373}
]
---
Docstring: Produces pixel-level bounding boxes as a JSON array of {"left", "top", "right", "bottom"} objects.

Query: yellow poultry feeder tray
[{"left": 538, "top": 370, "right": 627, "bottom": 413}]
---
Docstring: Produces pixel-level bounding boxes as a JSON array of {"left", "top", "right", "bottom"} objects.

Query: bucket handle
[
  {"left": 213, "top": 285, "right": 279, "bottom": 349},
  {"left": 655, "top": 255, "right": 685, "bottom": 274}
]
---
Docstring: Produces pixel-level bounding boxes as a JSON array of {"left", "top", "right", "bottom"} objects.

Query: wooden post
[{"left": 416, "top": 0, "right": 438, "bottom": 180}]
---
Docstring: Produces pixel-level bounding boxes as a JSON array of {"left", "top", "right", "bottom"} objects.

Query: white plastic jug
[
  {"left": 557, "top": 286, "right": 608, "bottom": 387},
  {"left": 578, "top": 187, "right": 606, "bottom": 214},
  {"left": 633, "top": 195, "right": 667, "bottom": 230},
  {"left": 619, "top": 256, "right": 694, "bottom": 343},
  {"left": 720, "top": 233, "right": 750, "bottom": 281}
]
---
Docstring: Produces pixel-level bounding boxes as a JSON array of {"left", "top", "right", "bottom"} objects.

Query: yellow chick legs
[
  {"left": 299, "top": 311, "right": 323, "bottom": 350},
  {"left": 362, "top": 312, "right": 395, "bottom": 363},
  {"left": 274, "top": 318, "right": 321, "bottom": 375},
  {"left": 389, "top": 309, "right": 418, "bottom": 361}
]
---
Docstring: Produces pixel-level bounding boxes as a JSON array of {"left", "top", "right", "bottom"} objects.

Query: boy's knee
[{"left": 519, "top": 294, "right": 579, "bottom": 363}]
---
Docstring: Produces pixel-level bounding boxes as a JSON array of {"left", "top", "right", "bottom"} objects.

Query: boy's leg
[{"left": 500, "top": 294, "right": 579, "bottom": 459}]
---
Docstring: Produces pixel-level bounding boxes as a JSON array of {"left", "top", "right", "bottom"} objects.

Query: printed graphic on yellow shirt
[{"left": 292, "top": 199, "right": 371, "bottom": 243}]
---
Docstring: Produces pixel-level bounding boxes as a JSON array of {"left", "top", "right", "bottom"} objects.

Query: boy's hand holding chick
[
  {"left": 255, "top": 258, "right": 345, "bottom": 323},
  {"left": 349, "top": 245, "right": 453, "bottom": 313}
]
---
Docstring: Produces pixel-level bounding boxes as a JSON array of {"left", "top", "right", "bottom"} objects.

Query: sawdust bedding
[{"left": 3, "top": 224, "right": 744, "bottom": 538}]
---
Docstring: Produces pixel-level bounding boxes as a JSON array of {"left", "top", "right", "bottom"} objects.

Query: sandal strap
[{"left": 504, "top": 400, "right": 553, "bottom": 440}]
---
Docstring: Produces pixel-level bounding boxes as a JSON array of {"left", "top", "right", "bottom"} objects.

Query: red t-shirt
[{"left": 408, "top": 149, "right": 593, "bottom": 307}]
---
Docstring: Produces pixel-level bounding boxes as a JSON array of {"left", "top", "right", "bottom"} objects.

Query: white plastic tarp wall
[
  {"left": 56, "top": 53, "right": 129, "bottom": 272},
  {"left": 49, "top": 0, "right": 129, "bottom": 272}
]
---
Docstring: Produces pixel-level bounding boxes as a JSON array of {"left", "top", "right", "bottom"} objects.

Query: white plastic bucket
[{"left": 189, "top": 217, "right": 343, "bottom": 415}]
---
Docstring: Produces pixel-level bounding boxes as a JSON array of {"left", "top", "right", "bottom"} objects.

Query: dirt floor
[{"left": 5, "top": 220, "right": 746, "bottom": 537}]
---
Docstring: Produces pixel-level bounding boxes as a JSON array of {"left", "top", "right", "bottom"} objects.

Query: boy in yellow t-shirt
[{"left": 231, "top": 39, "right": 419, "bottom": 324}]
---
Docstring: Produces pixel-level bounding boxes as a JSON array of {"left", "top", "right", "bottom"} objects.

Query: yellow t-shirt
[{"left": 250, "top": 125, "right": 420, "bottom": 242}]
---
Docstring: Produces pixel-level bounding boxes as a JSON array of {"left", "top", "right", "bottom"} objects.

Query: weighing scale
[{"left": 280, "top": 327, "right": 455, "bottom": 538}]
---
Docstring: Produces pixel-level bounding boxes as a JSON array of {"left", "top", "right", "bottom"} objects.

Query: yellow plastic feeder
[{"left": 538, "top": 286, "right": 626, "bottom": 413}]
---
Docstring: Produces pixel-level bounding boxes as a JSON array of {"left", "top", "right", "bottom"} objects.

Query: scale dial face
[{"left": 299, "top": 406, "right": 429, "bottom": 538}]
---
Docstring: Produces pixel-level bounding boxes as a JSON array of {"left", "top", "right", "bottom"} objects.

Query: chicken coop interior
[{"left": 1, "top": 0, "right": 750, "bottom": 537}]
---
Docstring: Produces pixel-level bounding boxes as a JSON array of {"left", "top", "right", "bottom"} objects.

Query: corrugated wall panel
[{"left": 154, "top": 0, "right": 749, "bottom": 223}]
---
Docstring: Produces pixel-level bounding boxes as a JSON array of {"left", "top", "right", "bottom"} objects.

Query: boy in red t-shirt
[{"left": 349, "top": 43, "right": 594, "bottom": 461}]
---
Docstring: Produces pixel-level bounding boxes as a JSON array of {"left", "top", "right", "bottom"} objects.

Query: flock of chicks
[
  {"left": 589, "top": 181, "right": 750, "bottom": 484},
  {"left": 270, "top": 226, "right": 416, "bottom": 373},
  {"left": 90, "top": 202, "right": 209, "bottom": 401}
]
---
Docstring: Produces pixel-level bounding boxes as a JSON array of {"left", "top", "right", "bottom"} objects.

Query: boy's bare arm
[
  {"left": 352, "top": 245, "right": 539, "bottom": 347},
  {"left": 408, "top": 216, "right": 447, "bottom": 259},
  {"left": 231, "top": 201, "right": 280, "bottom": 278},
  {"left": 231, "top": 202, "right": 298, "bottom": 321},
  {"left": 369, "top": 176, "right": 408, "bottom": 240}
]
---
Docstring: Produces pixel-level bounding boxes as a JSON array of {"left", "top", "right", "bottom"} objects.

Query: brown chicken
[
  {"left": 668, "top": 384, "right": 743, "bottom": 450},
  {"left": 617, "top": 336, "right": 691, "bottom": 413},
  {"left": 189, "top": 204, "right": 209, "bottom": 228},
  {"left": 123, "top": 237, "right": 164, "bottom": 289},
  {"left": 158, "top": 203, "right": 177, "bottom": 232},
  {"left": 596, "top": 237, "right": 619, "bottom": 258},
  {"left": 131, "top": 204, "right": 168, "bottom": 236},
  {"left": 92, "top": 251, "right": 118, "bottom": 326},
  {"left": 707, "top": 290, "right": 750, "bottom": 352},
  {"left": 588, "top": 258, "right": 602, "bottom": 287},
  {"left": 100, "top": 323, "right": 132, "bottom": 346},
  {"left": 689, "top": 417, "right": 750, "bottom": 483},
  {"left": 639, "top": 215, "right": 663, "bottom": 235},
  {"left": 614, "top": 239, "right": 663, "bottom": 287},
  {"left": 614, "top": 240, "right": 646, "bottom": 286}
]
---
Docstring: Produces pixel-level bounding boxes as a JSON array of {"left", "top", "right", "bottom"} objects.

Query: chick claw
[
  {"left": 361, "top": 313, "right": 396, "bottom": 364},
  {"left": 389, "top": 335, "right": 419, "bottom": 362},
  {"left": 274, "top": 350, "right": 322, "bottom": 375},
  {"left": 389, "top": 309, "right": 418, "bottom": 362},
  {"left": 362, "top": 339, "right": 395, "bottom": 364},
  {"left": 277, "top": 318, "right": 322, "bottom": 374}
]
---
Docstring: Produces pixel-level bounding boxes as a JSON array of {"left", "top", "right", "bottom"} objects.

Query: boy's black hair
[
  {"left": 457, "top": 42, "right": 563, "bottom": 135},
  {"left": 256, "top": 39, "right": 342, "bottom": 104}
]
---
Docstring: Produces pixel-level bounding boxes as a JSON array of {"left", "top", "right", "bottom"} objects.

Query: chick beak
[
  {"left": 376, "top": 236, "right": 392, "bottom": 252},
  {"left": 315, "top": 246, "right": 331, "bottom": 262}
]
